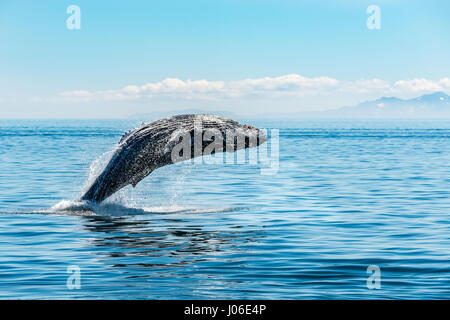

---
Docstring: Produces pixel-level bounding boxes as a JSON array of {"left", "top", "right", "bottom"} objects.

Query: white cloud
[
  {"left": 353, "top": 78, "right": 391, "bottom": 92},
  {"left": 392, "top": 78, "right": 450, "bottom": 94},
  {"left": 439, "top": 77, "right": 450, "bottom": 88},
  {"left": 394, "top": 78, "right": 443, "bottom": 92},
  {"left": 28, "top": 97, "right": 43, "bottom": 103},
  {"left": 44, "top": 74, "right": 450, "bottom": 103}
]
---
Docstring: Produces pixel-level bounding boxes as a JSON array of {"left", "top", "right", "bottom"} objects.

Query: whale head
[{"left": 167, "top": 114, "right": 267, "bottom": 161}]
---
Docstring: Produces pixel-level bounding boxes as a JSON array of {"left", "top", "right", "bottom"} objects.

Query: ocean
[{"left": 0, "top": 118, "right": 449, "bottom": 299}]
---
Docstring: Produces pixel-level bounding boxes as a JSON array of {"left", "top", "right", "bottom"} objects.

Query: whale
[{"left": 80, "top": 114, "right": 267, "bottom": 203}]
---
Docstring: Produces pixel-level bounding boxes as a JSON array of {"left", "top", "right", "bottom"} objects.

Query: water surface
[{"left": 1, "top": 119, "right": 449, "bottom": 299}]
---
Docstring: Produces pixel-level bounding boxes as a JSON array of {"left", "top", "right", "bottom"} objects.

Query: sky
[{"left": 0, "top": 0, "right": 449, "bottom": 118}]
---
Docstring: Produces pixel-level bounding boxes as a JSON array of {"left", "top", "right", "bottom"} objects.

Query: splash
[
  {"left": 49, "top": 199, "right": 242, "bottom": 216},
  {"left": 80, "top": 149, "right": 115, "bottom": 196},
  {"left": 50, "top": 200, "right": 98, "bottom": 216}
]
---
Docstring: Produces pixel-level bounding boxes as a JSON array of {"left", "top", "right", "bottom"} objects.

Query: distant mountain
[
  {"left": 129, "top": 93, "right": 450, "bottom": 120},
  {"left": 254, "top": 92, "right": 450, "bottom": 119},
  {"left": 129, "top": 109, "right": 238, "bottom": 121},
  {"left": 334, "top": 92, "right": 450, "bottom": 118}
]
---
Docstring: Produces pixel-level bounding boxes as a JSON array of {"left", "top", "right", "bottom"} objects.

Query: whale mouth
[{"left": 47, "top": 200, "right": 244, "bottom": 216}]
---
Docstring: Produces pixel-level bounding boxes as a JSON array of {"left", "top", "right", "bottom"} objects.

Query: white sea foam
[
  {"left": 49, "top": 199, "right": 240, "bottom": 216},
  {"left": 49, "top": 200, "right": 98, "bottom": 215}
]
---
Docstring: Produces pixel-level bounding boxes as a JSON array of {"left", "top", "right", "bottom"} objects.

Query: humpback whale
[{"left": 80, "top": 114, "right": 267, "bottom": 203}]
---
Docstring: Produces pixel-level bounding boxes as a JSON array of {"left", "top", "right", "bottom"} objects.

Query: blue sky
[{"left": 0, "top": 0, "right": 449, "bottom": 118}]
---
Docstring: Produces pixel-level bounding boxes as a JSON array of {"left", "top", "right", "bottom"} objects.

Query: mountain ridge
[
  {"left": 128, "top": 92, "right": 450, "bottom": 120},
  {"left": 253, "top": 91, "right": 450, "bottom": 119}
]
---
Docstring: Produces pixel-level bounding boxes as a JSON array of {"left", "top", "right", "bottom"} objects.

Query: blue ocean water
[{"left": 0, "top": 118, "right": 450, "bottom": 299}]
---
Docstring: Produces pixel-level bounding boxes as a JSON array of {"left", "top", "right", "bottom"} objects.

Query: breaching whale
[{"left": 80, "top": 114, "right": 267, "bottom": 203}]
